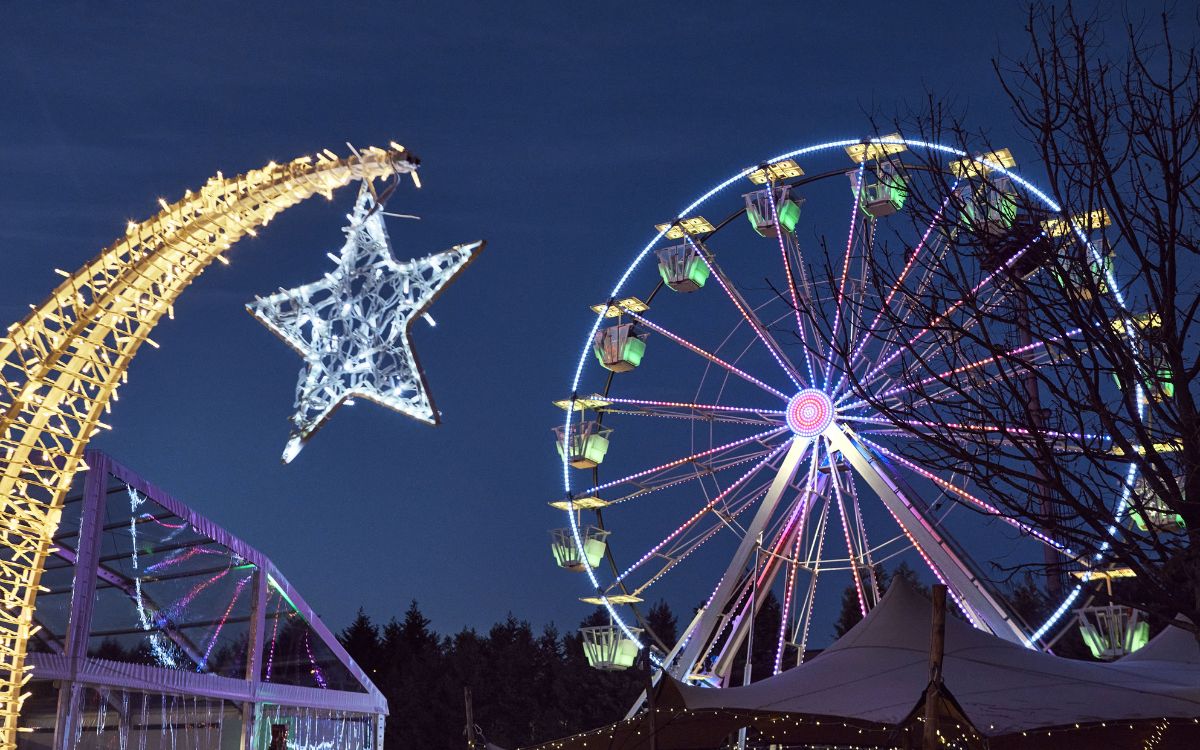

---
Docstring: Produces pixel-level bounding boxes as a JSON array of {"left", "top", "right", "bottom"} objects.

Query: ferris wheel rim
[{"left": 558, "top": 134, "right": 1142, "bottom": 662}]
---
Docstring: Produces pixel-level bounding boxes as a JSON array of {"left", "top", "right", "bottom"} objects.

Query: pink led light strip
[
  {"left": 143, "top": 545, "right": 226, "bottom": 574},
  {"left": 584, "top": 427, "right": 789, "bottom": 495},
  {"left": 794, "top": 500, "right": 831, "bottom": 657},
  {"left": 601, "top": 396, "right": 785, "bottom": 416},
  {"left": 199, "top": 573, "right": 253, "bottom": 669},
  {"left": 773, "top": 447, "right": 824, "bottom": 674},
  {"left": 846, "top": 470, "right": 880, "bottom": 601},
  {"left": 722, "top": 448, "right": 821, "bottom": 673},
  {"left": 858, "top": 230, "right": 1048, "bottom": 389},
  {"left": 825, "top": 162, "right": 866, "bottom": 387},
  {"left": 686, "top": 237, "right": 804, "bottom": 390},
  {"left": 627, "top": 312, "right": 789, "bottom": 400},
  {"left": 754, "top": 445, "right": 821, "bottom": 593},
  {"left": 841, "top": 414, "right": 1108, "bottom": 444},
  {"left": 857, "top": 434, "right": 1069, "bottom": 552},
  {"left": 168, "top": 568, "right": 231, "bottom": 616},
  {"left": 633, "top": 485, "right": 770, "bottom": 595},
  {"left": 837, "top": 192, "right": 956, "bottom": 396},
  {"left": 765, "top": 185, "right": 817, "bottom": 384},
  {"left": 841, "top": 328, "right": 1083, "bottom": 411},
  {"left": 606, "top": 449, "right": 775, "bottom": 507},
  {"left": 774, "top": 531, "right": 802, "bottom": 675},
  {"left": 612, "top": 441, "right": 790, "bottom": 585},
  {"left": 264, "top": 593, "right": 282, "bottom": 681},
  {"left": 831, "top": 469, "right": 868, "bottom": 616},
  {"left": 876, "top": 496, "right": 982, "bottom": 628}
]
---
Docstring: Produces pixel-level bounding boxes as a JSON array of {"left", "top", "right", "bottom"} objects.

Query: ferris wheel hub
[{"left": 785, "top": 388, "right": 835, "bottom": 437}]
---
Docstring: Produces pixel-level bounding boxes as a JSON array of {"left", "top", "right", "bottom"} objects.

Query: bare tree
[{"left": 839, "top": 3, "right": 1198, "bottom": 637}]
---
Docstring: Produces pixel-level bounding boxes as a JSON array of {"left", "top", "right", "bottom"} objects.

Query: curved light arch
[
  {"left": 559, "top": 134, "right": 1139, "bottom": 659},
  {"left": 0, "top": 144, "right": 415, "bottom": 748}
]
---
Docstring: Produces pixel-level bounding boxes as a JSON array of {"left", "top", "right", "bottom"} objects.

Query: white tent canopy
[{"left": 667, "top": 579, "right": 1200, "bottom": 736}]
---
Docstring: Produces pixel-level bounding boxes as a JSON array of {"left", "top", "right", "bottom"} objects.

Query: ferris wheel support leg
[
  {"left": 710, "top": 478, "right": 827, "bottom": 680},
  {"left": 623, "top": 607, "right": 707, "bottom": 720},
  {"left": 824, "top": 426, "right": 1030, "bottom": 646},
  {"left": 669, "top": 437, "right": 811, "bottom": 682}
]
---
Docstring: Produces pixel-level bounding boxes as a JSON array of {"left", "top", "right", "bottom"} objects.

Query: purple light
[
  {"left": 825, "top": 162, "right": 865, "bottom": 387},
  {"left": 688, "top": 237, "right": 804, "bottom": 390},
  {"left": 613, "top": 441, "right": 789, "bottom": 585},
  {"left": 859, "top": 229, "right": 1049, "bottom": 388},
  {"left": 585, "top": 426, "right": 789, "bottom": 495},
  {"left": 304, "top": 631, "right": 328, "bottom": 689},
  {"left": 838, "top": 191, "right": 956, "bottom": 395},
  {"left": 764, "top": 185, "right": 817, "bottom": 385},
  {"left": 166, "top": 568, "right": 230, "bottom": 618},
  {"left": 265, "top": 592, "right": 282, "bottom": 681},
  {"left": 198, "top": 573, "right": 252, "bottom": 671},
  {"left": 143, "top": 545, "right": 225, "bottom": 574},
  {"left": 627, "top": 312, "right": 789, "bottom": 400}
]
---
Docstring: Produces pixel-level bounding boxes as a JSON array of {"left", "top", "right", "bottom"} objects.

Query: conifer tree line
[
  {"left": 337, "top": 596, "right": 804, "bottom": 750},
  {"left": 337, "top": 601, "right": 650, "bottom": 750}
]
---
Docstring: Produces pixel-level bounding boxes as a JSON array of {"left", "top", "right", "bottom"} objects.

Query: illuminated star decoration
[{"left": 248, "top": 187, "right": 483, "bottom": 462}]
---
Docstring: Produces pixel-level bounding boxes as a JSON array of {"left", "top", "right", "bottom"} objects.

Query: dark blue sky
[{"left": 0, "top": 2, "right": 1154, "bottom": 640}]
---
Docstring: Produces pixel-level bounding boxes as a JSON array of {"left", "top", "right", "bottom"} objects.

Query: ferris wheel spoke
[
  {"left": 610, "top": 445, "right": 786, "bottom": 586},
  {"left": 776, "top": 454, "right": 823, "bottom": 674},
  {"left": 597, "top": 396, "right": 785, "bottom": 427},
  {"left": 582, "top": 426, "right": 788, "bottom": 497},
  {"left": 844, "top": 466, "right": 882, "bottom": 603},
  {"left": 602, "top": 447, "right": 778, "bottom": 507},
  {"left": 835, "top": 191, "right": 958, "bottom": 398},
  {"left": 842, "top": 327, "right": 1084, "bottom": 412},
  {"left": 854, "top": 229, "right": 1051, "bottom": 395},
  {"left": 709, "top": 446, "right": 824, "bottom": 679},
  {"left": 627, "top": 485, "right": 767, "bottom": 597},
  {"left": 662, "top": 483, "right": 768, "bottom": 561},
  {"left": 792, "top": 498, "right": 831, "bottom": 664},
  {"left": 626, "top": 312, "right": 791, "bottom": 400},
  {"left": 830, "top": 462, "right": 868, "bottom": 617},
  {"left": 671, "top": 436, "right": 811, "bottom": 680},
  {"left": 774, "top": 529, "right": 802, "bottom": 675},
  {"left": 824, "top": 162, "right": 867, "bottom": 388},
  {"left": 689, "top": 238, "right": 807, "bottom": 389},
  {"left": 897, "top": 296, "right": 1063, "bottom": 402},
  {"left": 765, "top": 185, "right": 819, "bottom": 384},
  {"left": 840, "top": 414, "right": 1108, "bottom": 451},
  {"left": 600, "top": 407, "right": 782, "bottom": 427},
  {"left": 843, "top": 277, "right": 1013, "bottom": 405},
  {"left": 854, "top": 433, "right": 1074, "bottom": 556}
]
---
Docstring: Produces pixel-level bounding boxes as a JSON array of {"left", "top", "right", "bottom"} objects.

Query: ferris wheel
[{"left": 549, "top": 135, "right": 1137, "bottom": 685}]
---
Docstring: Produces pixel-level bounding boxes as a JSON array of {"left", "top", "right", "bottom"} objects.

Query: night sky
[{"left": 0, "top": 2, "right": 1168, "bottom": 642}]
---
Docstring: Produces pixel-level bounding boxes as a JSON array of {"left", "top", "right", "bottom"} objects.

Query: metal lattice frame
[
  {"left": 0, "top": 144, "right": 416, "bottom": 749},
  {"left": 32, "top": 448, "right": 386, "bottom": 750}
]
